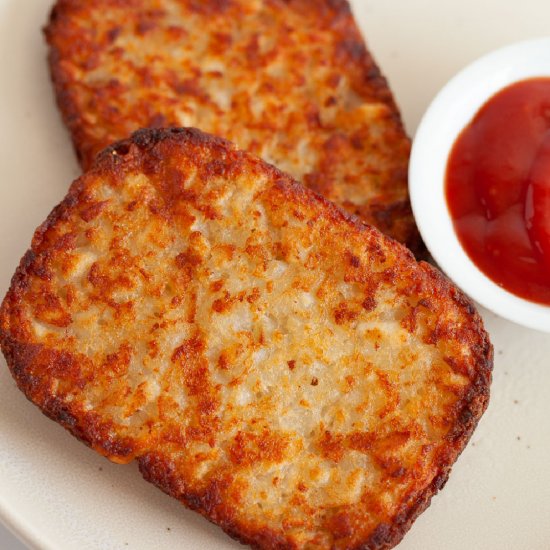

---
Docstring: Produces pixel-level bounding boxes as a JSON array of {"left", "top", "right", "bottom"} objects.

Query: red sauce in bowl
[{"left": 446, "top": 78, "right": 550, "bottom": 305}]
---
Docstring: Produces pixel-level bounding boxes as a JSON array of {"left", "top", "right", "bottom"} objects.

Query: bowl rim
[{"left": 409, "top": 37, "right": 550, "bottom": 333}]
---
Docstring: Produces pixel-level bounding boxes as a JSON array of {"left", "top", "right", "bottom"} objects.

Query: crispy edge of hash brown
[
  {"left": 43, "top": 0, "right": 425, "bottom": 256},
  {"left": 0, "top": 128, "right": 490, "bottom": 549}
]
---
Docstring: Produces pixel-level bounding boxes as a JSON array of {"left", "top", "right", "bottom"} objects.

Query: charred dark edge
[
  {"left": 137, "top": 452, "right": 295, "bottom": 550},
  {"left": 0, "top": 333, "right": 139, "bottom": 465},
  {"left": 99, "top": 126, "right": 237, "bottom": 164},
  {"left": 0, "top": 127, "right": 492, "bottom": 550},
  {"left": 326, "top": 0, "right": 398, "bottom": 104},
  {"left": 44, "top": 2, "right": 89, "bottom": 168},
  {"left": 326, "top": 0, "right": 425, "bottom": 257}
]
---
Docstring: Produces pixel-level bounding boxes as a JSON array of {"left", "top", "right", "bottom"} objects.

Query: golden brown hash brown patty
[
  {"left": 0, "top": 129, "right": 491, "bottom": 550},
  {"left": 45, "top": 0, "right": 421, "bottom": 253}
]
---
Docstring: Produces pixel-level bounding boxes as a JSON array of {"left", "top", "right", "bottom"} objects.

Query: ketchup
[{"left": 446, "top": 78, "right": 550, "bottom": 305}]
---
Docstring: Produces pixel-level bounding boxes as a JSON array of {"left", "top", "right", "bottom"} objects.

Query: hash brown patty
[
  {"left": 45, "top": 0, "right": 421, "bottom": 253},
  {"left": 0, "top": 128, "right": 491, "bottom": 549}
]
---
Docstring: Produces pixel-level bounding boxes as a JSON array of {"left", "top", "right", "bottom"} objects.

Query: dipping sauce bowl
[{"left": 409, "top": 38, "right": 550, "bottom": 333}]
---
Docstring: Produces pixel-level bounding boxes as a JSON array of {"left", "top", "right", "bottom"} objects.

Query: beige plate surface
[{"left": 0, "top": 1, "right": 549, "bottom": 549}]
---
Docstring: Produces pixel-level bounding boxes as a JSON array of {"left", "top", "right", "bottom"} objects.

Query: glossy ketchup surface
[{"left": 446, "top": 78, "right": 550, "bottom": 305}]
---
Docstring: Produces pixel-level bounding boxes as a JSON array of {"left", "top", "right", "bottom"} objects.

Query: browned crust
[
  {"left": 43, "top": 0, "right": 424, "bottom": 256},
  {"left": 0, "top": 128, "right": 491, "bottom": 549}
]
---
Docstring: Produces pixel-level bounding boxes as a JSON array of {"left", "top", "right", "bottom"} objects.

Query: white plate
[{"left": 1, "top": 1, "right": 549, "bottom": 549}]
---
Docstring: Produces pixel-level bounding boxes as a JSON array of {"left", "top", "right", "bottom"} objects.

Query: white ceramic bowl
[{"left": 409, "top": 37, "right": 550, "bottom": 333}]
